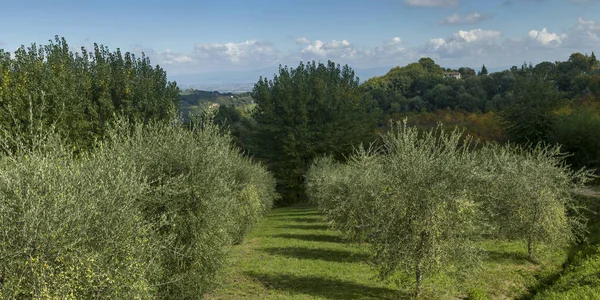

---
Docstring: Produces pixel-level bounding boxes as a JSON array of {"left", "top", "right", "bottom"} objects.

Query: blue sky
[{"left": 1, "top": 0, "right": 599, "bottom": 85}]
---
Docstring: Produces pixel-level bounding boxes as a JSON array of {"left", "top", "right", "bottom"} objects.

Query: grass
[
  {"left": 530, "top": 195, "right": 600, "bottom": 299},
  {"left": 207, "top": 205, "right": 568, "bottom": 299}
]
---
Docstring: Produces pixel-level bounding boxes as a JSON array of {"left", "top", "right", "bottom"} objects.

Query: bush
[
  {"left": 0, "top": 136, "right": 157, "bottom": 298},
  {"left": 0, "top": 115, "right": 277, "bottom": 299},
  {"left": 92, "top": 115, "right": 278, "bottom": 298}
]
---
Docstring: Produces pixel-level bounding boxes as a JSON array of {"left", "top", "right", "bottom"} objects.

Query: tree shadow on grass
[
  {"left": 283, "top": 217, "right": 324, "bottom": 223},
  {"left": 271, "top": 233, "right": 343, "bottom": 243},
  {"left": 260, "top": 247, "right": 369, "bottom": 263},
  {"left": 271, "top": 212, "right": 322, "bottom": 217},
  {"left": 278, "top": 224, "right": 330, "bottom": 230},
  {"left": 485, "top": 250, "right": 532, "bottom": 264},
  {"left": 245, "top": 271, "right": 403, "bottom": 299}
]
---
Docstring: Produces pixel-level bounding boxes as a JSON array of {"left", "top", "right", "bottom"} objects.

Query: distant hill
[
  {"left": 169, "top": 66, "right": 410, "bottom": 92},
  {"left": 178, "top": 89, "right": 254, "bottom": 119}
]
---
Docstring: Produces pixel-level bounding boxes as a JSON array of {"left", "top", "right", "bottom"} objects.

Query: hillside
[{"left": 179, "top": 89, "right": 254, "bottom": 119}]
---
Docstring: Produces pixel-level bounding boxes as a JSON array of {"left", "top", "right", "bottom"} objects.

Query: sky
[{"left": 1, "top": 0, "right": 599, "bottom": 86}]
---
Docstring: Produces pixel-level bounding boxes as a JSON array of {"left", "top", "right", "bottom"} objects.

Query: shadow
[
  {"left": 485, "top": 250, "right": 530, "bottom": 264},
  {"left": 284, "top": 217, "right": 323, "bottom": 223},
  {"left": 278, "top": 224, "right": 330, "bottom": 231},
  {"left": 245, "top": 272, "right": 403, "bottom": 300},
  {"left": 271, "top": 212, "right": 321, "bottom": 217},
  {"left": 261, "top": 247, "right": 369, "bottom": 263},
  {"left": 272, "top": 233, "right": 342, "bottom": 243}
]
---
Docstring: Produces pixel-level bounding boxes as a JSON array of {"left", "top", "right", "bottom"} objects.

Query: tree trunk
[
  {"left": 415, "top": 263, "right": 423, "bottom": 298},
  {"left": 527, "top": 238, "right": 533, "bottom": 260}
]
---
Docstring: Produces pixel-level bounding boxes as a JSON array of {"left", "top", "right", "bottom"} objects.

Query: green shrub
[
  {"left": 0, "top": 115, "right": 277, "bottom": 299},
  {"left": 98, "top": 115, "right": 277, "bottom": 298},
  {"left": 0, "top": 37, "right": 179, "bottom": 151},
  {"left": 0, "top": 136, "right": 157, "bottom": 298}
]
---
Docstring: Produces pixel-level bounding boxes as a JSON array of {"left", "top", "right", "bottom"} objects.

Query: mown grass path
[
  {"left": 207, "top": 205, "right": 401, "bottom": 299},
  {"left": 207, "top": 205, "right": 566, "bottom": 299}
]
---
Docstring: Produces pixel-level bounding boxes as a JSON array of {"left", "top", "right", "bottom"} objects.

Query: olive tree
[
  {"left": 476, "top": 143, "right": 593, "bottom": 260},
  {"left": 308, "top": 121, "right": 485, "bottom": 297}
]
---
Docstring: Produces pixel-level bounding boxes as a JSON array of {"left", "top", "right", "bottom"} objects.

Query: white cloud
[
  {"left": 422, "top": 29, "right": 502, "bottom": 61},
  {"left": 194, "top": 40, "right": 276, "bottom": 64},
  {"left": 528, "top": 28, "right": 566, "bottom": 46},
  {"left": 429, "top": 38, "right": 446, "bottom": 49},
  {"left": 364, "top": 37, "right": 406, "bottom": 58},
  {"left": 403, "top": 0, "right": 459, "bottom": 7},
  {"left": 289, "top": 37, "right": 413, "bottom": 68},
  {"left": 577, "top": 17, "right": 600, "bottom": 31},
  {"left": 130, "top": 18, "right": 597, "bottom": 81},
  {"left": 439, "top": 12, "right": 492, "bottom": 25},
  {"left": 562, "top": 17, "right": 600, "bottom": 48},
  {"left": 300, "top": 39, "right": 355, "bottom": 58},
  {"left": 162, "top": 49, "right": 194, "bottom": 64},
  {"left": 296, "top": 37, "right": 310, "bottom": 44},
  {"left": 429, "top": 29, "right": 501, "bottom": 50}
]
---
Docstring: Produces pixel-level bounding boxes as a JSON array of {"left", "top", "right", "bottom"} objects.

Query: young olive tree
[
  {"left": 476, "top": 143, "right": 593, "bottom": 260},
  {"left": 308, "top": 121, "right": 485, "bottom": 297}
]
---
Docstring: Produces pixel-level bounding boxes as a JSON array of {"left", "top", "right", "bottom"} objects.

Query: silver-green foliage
[
  {"left": 475, "top": 143, "right": 593, "bottom": 259},
  {"left": 308, "top": 122, "right": 483, "bottom": 295},
  {"left": 307, "top": 121, "right": 592, "bottom": 296},
  {"left": 0, "top": 116, "right": 277, "bottom": 299},
  {"left": 0, "top": 136, "right": 156, "bottom": 299}
]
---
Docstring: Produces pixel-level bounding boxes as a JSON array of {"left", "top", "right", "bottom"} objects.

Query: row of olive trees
[
  {"left": 0, "top": 36, "right": 179, "bottom": 151},
  {"left": 306, "top": 121, "right": 593, "bottom": 297},
  {"left": 0, "top": 114, "right": 278, "bottom": 299}
]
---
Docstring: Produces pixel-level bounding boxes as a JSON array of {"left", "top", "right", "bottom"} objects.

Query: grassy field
[
  {"left": 207, "top": 205, "right": 569, "bottom": 299},
  {"left": 531, "top": 195, "right": 600, "bottom": 299}
]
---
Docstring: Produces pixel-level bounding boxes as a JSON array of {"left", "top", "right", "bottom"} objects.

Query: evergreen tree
[
  {"left": 500, "top": 75, "right": 563, "bottom": 144},
  {"left": 478, "top": 64, "right": 488, "bottom": 76},
  {"left": 0, "top": 36, "right": 179, "bottom": 150},
  {"left": 251, "top": 61, "right": 379, "bottom": 204}
]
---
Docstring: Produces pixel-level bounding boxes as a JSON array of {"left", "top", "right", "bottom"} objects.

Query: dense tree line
[
  {"left": 364, "top": 52, "right": 599, "bottom": 116},
  {"left": 0, "top": 36, "right": 179, "bottom": 150}
]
